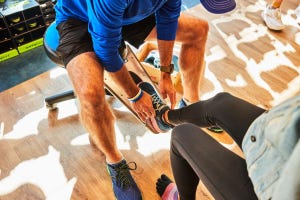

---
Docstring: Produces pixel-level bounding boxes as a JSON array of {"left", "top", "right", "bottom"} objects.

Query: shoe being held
[
  {"left": 107, "top": 160, "right": 142, "bottom": 200},
  {"left": 261, "top": 4, "right": 285, "bottom": 30},
  {"left": 138, "top": 82, "right": 173, "bottom": 133}
]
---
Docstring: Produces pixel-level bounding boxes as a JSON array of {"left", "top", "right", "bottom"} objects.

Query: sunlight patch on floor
[
  {"left": 0, "top": 108, "right": 47, "bottom": 140},
  {"left": 296, "top": 32, "right": 300, "bottom": 45},
  {"left": 55, "top": 100, "right": 78, "bottom": 120},
  {"left": 0, "top": 146, "right": 76, "bottom": 200},
  {"left": 70, "top": 133, "right": 90, "bottom": 146},
  {"left": 49, "top": 67, "right": 67, "bottom": 79},
  {"left": 225, "top": 74, "right": 247, "bottom": 87}
]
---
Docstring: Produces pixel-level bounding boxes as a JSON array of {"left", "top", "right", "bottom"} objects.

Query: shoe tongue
[
  {"left": 108, "top": 159, "right": 126, "bottom": 168},
  {"left": 129, "top": 71, "right": 143, "bottom": 85}
]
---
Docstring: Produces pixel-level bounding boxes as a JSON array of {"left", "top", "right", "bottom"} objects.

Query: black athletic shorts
[{"left": 56, "top": 14, "right": 156, "bottom": 66}]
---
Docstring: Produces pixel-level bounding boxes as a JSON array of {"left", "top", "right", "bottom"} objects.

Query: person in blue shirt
[
  {"left": 155, "top": 92, "right": 300, "bottom": 200},
  {"left": 54, "top": 0, "right": 236, "bottom": 199}
]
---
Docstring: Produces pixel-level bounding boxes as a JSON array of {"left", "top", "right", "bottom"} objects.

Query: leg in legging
[
  {"left": 170, "top": 124, "right": 258, "bottom": 200},
  {"left": 167, "top": 92, "right": 265, "bottom": 146}
]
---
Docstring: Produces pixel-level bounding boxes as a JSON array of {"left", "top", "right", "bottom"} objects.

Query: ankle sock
[
  {"left": 182, "top": 98, "right": 192, "bottom": 106},
  {"left": 156, "top": 174, "right": 178, "bottom": 200},
  {"left": 162, "top": 110, "right": 175, "bottom": 127},
  {"left": 106, "top": 158, "right": 124, "bottom": 166}
]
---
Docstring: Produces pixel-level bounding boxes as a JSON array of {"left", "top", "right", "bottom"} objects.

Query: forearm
[
  {"left": 108, "top": 65, "right": 155, "bottom": 122},
  {"left": 157, "top": 39, "right": 174, "bottom": 66},
  {"left": 157, "top": 39, "right": 177, "bottom": 107},
  {"left": 107, "top": 65, "right": 139, "bottom": 98},
  {"left": 157, "top": 39, "right": 175, "bottom": 79}
]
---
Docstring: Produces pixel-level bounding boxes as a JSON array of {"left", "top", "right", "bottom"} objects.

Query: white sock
[{"left": 182, "top": 98, "right": 192, "bottom": 106}]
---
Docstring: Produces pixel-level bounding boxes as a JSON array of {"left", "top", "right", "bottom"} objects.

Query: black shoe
[
  {"left": 138, "top": 82, "right": 173, "bottom": 133},
  {"left": 177, "top": 98, "right": 187, "bottom": 109},
  {"left": 107, "top": 160, "right": 142, "bottom": 200},
  {"left": 207, "top": 126, "right": 224, "bottom": 133}
]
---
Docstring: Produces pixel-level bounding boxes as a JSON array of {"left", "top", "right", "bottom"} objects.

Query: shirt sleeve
[
  {"left": 156, "top": 0, "right": 181, "bottom": 41},
  {"left": 86, "top": 0, "right": 125, "bottom": 72}
]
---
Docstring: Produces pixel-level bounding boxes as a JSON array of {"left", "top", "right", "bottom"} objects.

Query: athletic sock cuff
[{"left": 161, "top": 183, "right": 179, "bottom": 200}]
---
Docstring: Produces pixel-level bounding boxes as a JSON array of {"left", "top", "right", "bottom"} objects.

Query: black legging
[{"left": 167, "top": 92, "right": 265, "bottom": 200}]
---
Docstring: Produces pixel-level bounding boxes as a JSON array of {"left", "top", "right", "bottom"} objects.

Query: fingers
[
  {"left": 161, "top": 91, "right": 167, "bottom": 100},
  {"left": 137, "top": 109, "right": 154, "bottom": 123},
  {"left": 137, "top": 111, "right": 147, "bottom": 123},
  {"left": 168, "top": 91, "right": 176, "bottom": 109},
  {"left": 145, "top": 106, "right": 155, "bottom": 117},
  {"left": 131, "top": 99, "right": 155, "bottom": 123},
  {"left": 140, "top": 107, "right": 155, "bottom": 119}
]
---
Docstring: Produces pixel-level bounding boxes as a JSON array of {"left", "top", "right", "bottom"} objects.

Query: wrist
[
  {"left": 128, "top": 88, "right": 144, "bottom": 103},
  {"left": 161, "top": 71, "right": 172, "bottom": 79},
  {"left": 160, "top": 64, "right": 174, "bottom": 74}
]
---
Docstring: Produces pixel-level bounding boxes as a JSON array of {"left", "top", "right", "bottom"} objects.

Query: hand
[
  {"left": 131, "top": 92, "right": 155, "bottom": 122},
  {"left": 159, "top": 73, "right": 176, "bottom": 109}
]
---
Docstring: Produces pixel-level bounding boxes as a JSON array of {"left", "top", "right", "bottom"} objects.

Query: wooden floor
[{"left": 0, "top": 0, "right": 300, "bottom": 199}]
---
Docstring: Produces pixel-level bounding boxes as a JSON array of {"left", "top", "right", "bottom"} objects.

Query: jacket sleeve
[
  {"left": 86, "top": 0, "right": 125, "bottom": 72},
  {"left": 155, "top": 0, "right": 181, "bottom": 41}
]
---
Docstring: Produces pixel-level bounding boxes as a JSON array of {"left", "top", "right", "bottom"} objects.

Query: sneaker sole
[
  {"left": 148, "top": 116, "right": 168, "bottom": 133},
  {"left": 145, "top": 118, "right": 160, "bottom": 134},
  {"left": 261, "top": 12, "right": 285, "bottom": 31}
]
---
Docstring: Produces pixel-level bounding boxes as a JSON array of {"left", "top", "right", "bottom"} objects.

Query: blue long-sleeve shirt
[{"left": 55, "top": 0, "right": 181, "bottom": 72}]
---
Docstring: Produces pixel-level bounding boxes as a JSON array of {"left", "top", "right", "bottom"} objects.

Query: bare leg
[
  {"left": 176, "top": 13, "right": 208, "bottom": 103},
  {"left": 146, "top": 13, "right": 209, "bottom": 103},
  {"left": 66, "top": 52, "right": 123, "bottom": 163}
]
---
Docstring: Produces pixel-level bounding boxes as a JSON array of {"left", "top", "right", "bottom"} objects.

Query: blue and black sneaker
[
  {"left": 177, "top": 98, "right": 187, "bottom": 109},
  {"left": 178, "top": 98, "right": 223, "bottom": 133},
  {"left": 138, "top": 82, "right": 173, "bottom": 133},
  {"left": 107, "top": 160, "right": 142, "bottom": 200}
]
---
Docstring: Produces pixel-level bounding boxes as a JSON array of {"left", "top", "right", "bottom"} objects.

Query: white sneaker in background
[
  {"left": 295, "top": 5, "right": 300, "bottom": 24},
  {"left": 261, "top": 4, "right": 285, "bottom": 30}
]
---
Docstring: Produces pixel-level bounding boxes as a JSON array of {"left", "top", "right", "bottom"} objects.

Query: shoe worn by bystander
[
  {"left": 107, "top": 159, "right": 142, "bottom": 200},
  {"left": 261, "top": 4, "right": 285, "bottom": 30}
]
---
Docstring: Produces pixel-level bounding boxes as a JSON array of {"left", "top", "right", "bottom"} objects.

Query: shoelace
[
  {"left": 151, "top": 93, "right": 166, "bottom": 112},
  {"left": 113, "top": 162, "right": 137, "bottom": 190},
  {"left": 268, "top": 6, "right": 281, "bottom": 19}
]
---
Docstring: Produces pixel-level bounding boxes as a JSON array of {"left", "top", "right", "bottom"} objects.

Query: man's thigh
[
  {"left": 56, "top": 19, "right": 106, "bottom": 100},
  {"left": 122, "top": 14, "right": 156, "bottom": 48},
  {"left": 56, "top": 18, "right": 94, "bottom": 67}
]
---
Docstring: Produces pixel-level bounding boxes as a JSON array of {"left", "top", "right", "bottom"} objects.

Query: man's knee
[
  {"left": 194, "top": 20, "right": 209, "bottom": 41},
  {"left": 186, "top": 18, "right": 209, "bottom": 42},
  {"left": 177, "top": 14, "right": 209, "bottom": 43},
  {"left": 79, "top": 91, "right": 108, "bottom": 113}
]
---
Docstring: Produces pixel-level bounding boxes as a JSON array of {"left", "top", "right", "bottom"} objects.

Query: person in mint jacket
[
  {"left": 54, "top": 0, "right": 236, "bottom": 199},
  {"left": 156, "top": 92, "right": 300, "bottom": 200}
]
